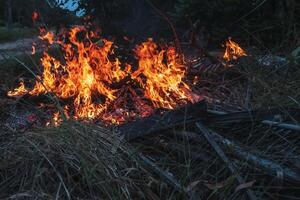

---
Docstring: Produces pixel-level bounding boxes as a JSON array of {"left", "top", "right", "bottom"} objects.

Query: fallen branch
[
  {"left": 262, "top": 120, "right": 300, "bottom": 131},
  {"left": 207, "top": 129, "right": 300, "bottom": 183},
  {"left": 206, "top": 109, "right": 300, "bottom": 130},
  {"left": 195, "top": 122, "right": 257, "bottom": 200},
  {"left": 180, "top": 127, "right": 300, "bottom": 183}
]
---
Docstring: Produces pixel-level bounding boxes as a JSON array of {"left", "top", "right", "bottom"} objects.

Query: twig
[
  {"left": 206, "top": 109, "right": 300, "bottom": 132},
  {"left": 195, "top": 122, "right": 257, "bottom": 200},
  {"left": 233, "top": 0, "right": 267, "bottom": 24},
  {"left": 138, "top": 154, "right": 184, "bottom": 192},
  {"left": 262, "top": 120, "right": 300, "bottom": 131},
  {"left": 26, "top": 139, "right": 71, "bottom": 200},
  {"left": 3, "top": 51, "right": 67, "bottom": 120},
  {"left": 138, "top": 153, "right": 201, "bottom": 199},
  {"left": 145, "top": 0, "right": 181, "bottom": 53}
]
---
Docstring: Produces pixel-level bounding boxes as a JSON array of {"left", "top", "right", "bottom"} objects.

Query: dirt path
[{"left": 0, "top": 37, "right": 40, "bottom": 61}]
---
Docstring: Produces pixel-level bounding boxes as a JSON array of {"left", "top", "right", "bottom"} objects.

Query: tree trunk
[{"left": 5, "top": 0, "right": 13, "bottom": 28}]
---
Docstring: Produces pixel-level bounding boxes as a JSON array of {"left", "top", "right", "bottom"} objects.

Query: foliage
[
  {"left": 0, "top": 26, "right": 37, "bottom": 42},
  {"left": 73, "top": 0, "right": 299, "bottom": 48},
  {"left": 76, "top": 0, "right": 130, "bottom": 20},
  {"left": 0, "top": 0, "right": 77, "bottom": 28},
  {"left": 172, "top": 0, "right": 300, "bottom": 48}
]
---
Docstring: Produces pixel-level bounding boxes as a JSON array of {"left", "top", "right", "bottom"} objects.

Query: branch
[
  {"left": 196, "top": 122, "right": 257, "bottom": 200},
  {"left": 145, "top": 0, "right": 181, "bottom": 53},
  {"left": 181, "top": 126, "right": 300, "bottom": 183}
]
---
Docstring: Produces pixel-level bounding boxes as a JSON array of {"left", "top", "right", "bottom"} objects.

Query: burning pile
[{"left": 8, "top": 26, "right": 201, "bottom": 125}]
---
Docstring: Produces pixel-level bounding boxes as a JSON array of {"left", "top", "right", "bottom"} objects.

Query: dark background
[{"left": 0, "top": 0, "right": 299, "bottom": 49}]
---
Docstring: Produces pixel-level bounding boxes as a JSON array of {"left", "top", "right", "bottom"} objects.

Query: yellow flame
[
  {"left": 8, "top": 27, "right": 201, "bottom": 125},
  {"left": 7, "top": 81, "right": 28, "bottom": 97},
  {"left": 223, "top": 38, "right": 247, "bottom": 61}
]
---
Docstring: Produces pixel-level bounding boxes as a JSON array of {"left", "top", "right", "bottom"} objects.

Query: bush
[
  {"left": 172, "top": 0, "right": 300, "bottom": 48},
  {"left": 0, "top": 26, "right": 37, "bottom": 42}
]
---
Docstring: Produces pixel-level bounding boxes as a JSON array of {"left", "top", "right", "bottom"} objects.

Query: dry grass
[
  {"left": 0, "top": 43, "right": 300, "bottom": 199},
  {"left": 0, "top": 122, "right": 151, "bottom": 199}
]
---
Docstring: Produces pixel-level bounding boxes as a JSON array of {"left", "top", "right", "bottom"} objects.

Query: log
[{"left": 119, "top": 100, "right": 207, "bottom": 141}]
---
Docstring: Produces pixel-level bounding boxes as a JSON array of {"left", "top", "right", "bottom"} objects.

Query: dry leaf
[
  {"left": 234, "top": 180, "right": 256, "bottom": 193},
  {"left": 203, "top": 176, "right": 235, "bottom": 190},
  {"left": 186, "top": 180, "right": 201, "bottom": 192},
  {"left": 204, "top": 181, "right": 226, "bottom": 190}
]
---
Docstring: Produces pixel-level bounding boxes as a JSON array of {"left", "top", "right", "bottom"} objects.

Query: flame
[
  {"left": 39, "top": 31, "right": 54, "bottom": 45},
  {"left": 46, "top": 106, "right": 70, "bottom": 126},
  {"left": 29, "top": 26, "right": 125, "bottom": 121},
  {"left": 8, "top": 26, "right": 200, "bottom": 125},
  {"left": 223, "top": 38, "right": 247, "bottom": 61},
  {"left": 31, "top": 45, "right": 36, "bottom": 55},
  {"left": 32, "top": 11, "right": 39, "bottom": 21},
  {"left": 7, "top": 81, "right": 28, "bottom": 97},
  {"left": 46, "top": 112, "right": 60, "bottom": 127},
  {"left": 132, "top": 38, "right": 199, "bottom": 109}
]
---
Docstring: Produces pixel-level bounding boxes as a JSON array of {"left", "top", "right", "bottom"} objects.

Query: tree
[{"left": 5, "top": 0, "right": 12, "bottom": 27}]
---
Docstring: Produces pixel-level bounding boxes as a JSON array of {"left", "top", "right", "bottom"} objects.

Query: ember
[
  {"left": 8, "top": 26, "right": 201, "bottom": 125},
  {"left": 32, "top": 11, "right": 39, "bottom": 21}
]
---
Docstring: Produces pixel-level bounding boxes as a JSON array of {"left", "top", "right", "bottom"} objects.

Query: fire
[
  {"left": 46, "top": 106, "right": 70, "bottom": 126},
  {"left": 39, "top": 30, "right": 54, "bottom": 45},
  {"left": 32, "top": 11, "right": 39, "bottom": 21},
  {"left": 46, "top": 112, "right": 62, "bottom": 127},
  {"left": 7, "top": 81, "right": 28, "bottom": 97},
  {"left": 8, "top": 26, "right": 200, "bottom": 125},
  {"left": 223, "top": 38, "right": 247, "bottom": 61},
  {"left": 132, "top": 38, "right": 198, "bottom": 109},
  {"left": 31, "top": 45, "right": 36, "bottom": 55}
]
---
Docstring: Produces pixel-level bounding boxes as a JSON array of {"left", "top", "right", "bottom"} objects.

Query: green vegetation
[
  {"left": 0, "top": 26, "right": 37, "bottom": 42},
  {"left": 0, "top": 0, "right": 77, "bottom": 43}
]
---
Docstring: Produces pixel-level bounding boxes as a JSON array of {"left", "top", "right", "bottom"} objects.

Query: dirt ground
[{"left": 0, "top": 37, "right": 39, "bottom": 61}]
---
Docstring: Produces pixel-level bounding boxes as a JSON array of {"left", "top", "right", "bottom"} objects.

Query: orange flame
[
  {"left": 7, "top": 81, "right": 28, "bottom": 97},
  {"left": 39, "top": 31, "right": 54, "bottom": 44},
  {"left": 132, "top": 38, "right": 199, "bottom": 109},
  {"left": 46, "top": 106, "right": 70, "bottom": 126},
  {"left": 8, "top": 26, "right": 200, "bottom": 125},
  {"left": 31, "top": 45, "right": 36, "bottom": 55},
  {"left": 223, "top": 38, "right": 247, "bottom": 61},
  {"left": 46, "top": 112, "right": 62, "bottom": 127}
]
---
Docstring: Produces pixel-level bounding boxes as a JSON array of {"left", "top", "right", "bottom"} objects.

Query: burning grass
[{"left": 7, "top": 26, "right": 201, "bottom": 125}]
